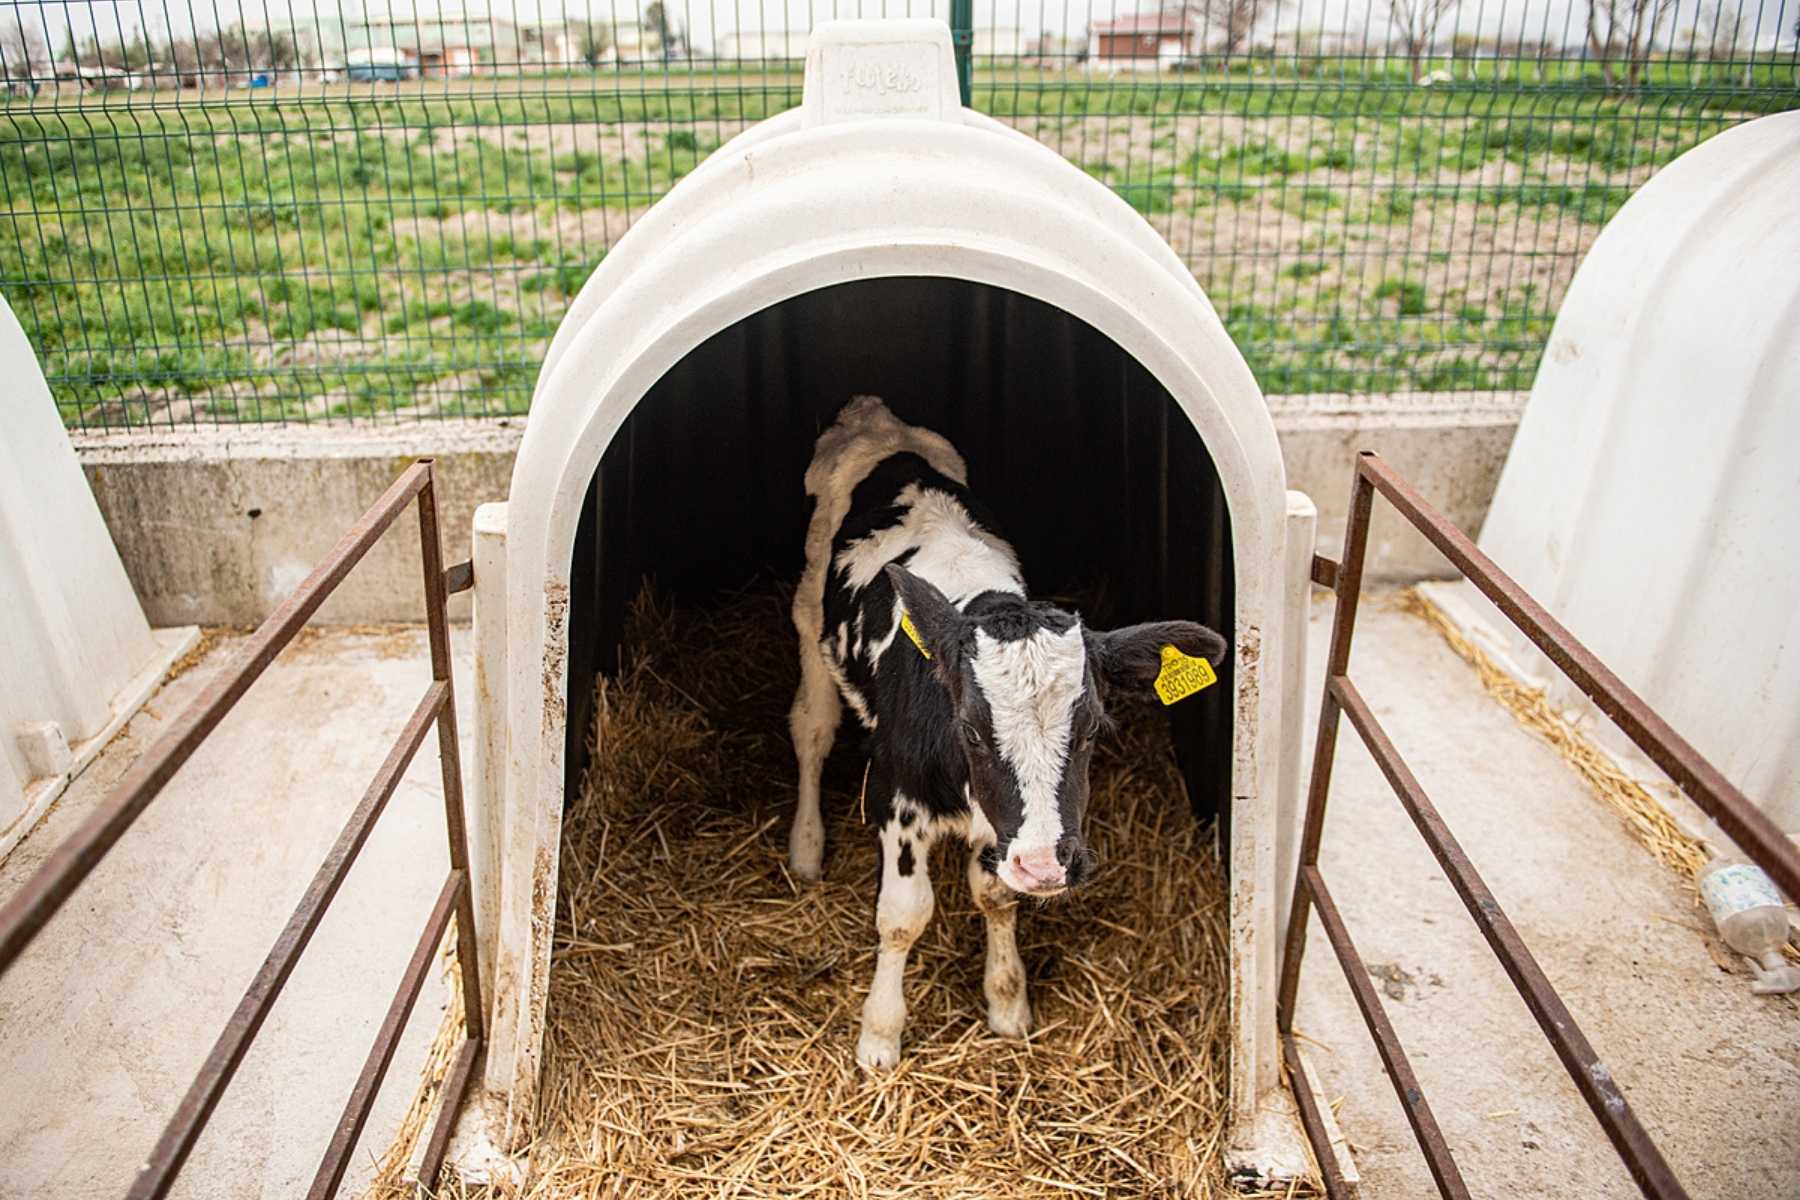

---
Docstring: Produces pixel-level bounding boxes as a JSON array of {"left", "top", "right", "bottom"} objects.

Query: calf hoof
[
  {"left": 986, "top": 995, "right": 1032, "bottom": 1040},
  {"left": 787, "top": 843, "right": 823, "bottom": 883},
  {"left": 856, "top": 1028, "right": 901, "bottom": 1071},
  {"left": 788, "top": 821, "right": 825, "bottom": 883}
]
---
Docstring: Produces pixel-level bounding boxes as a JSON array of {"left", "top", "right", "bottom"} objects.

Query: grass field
[{"left": 2, "top": 63, "right": 1792, "bottom": 428}]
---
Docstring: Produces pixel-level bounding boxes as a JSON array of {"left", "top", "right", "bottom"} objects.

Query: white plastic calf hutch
[
  {"left": 1422, "top": 111, "right": 1800, "bottom": 837},
  {"left": 465, "top": 21, "right": 1319, "bottom": 1179},
  {"left": 0, "top": 293, "right": 197, "bottom": 865}
]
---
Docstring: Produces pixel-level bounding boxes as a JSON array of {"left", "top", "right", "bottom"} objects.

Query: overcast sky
[{"left": 11, "top": 0, "right": 1795, "bottom": 54}]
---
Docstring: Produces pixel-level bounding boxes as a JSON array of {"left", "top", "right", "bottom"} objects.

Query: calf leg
[
  {"left": 787, "top": 640, "right": 840, "bottom": 881},
  {"left": 858, "top": 799, "right": 935, "bottom": 1070},
  {"left": 969, "top": 850, "right": 1031, "bottom": 1039}
]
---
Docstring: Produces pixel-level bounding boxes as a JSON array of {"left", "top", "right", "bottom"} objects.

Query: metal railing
[
  {"left": 0, "top": 459, "right": 483, "bottom": 1198},
  {"left": 1280, "top": 450, "right": 1800, "bottom": 1200}
]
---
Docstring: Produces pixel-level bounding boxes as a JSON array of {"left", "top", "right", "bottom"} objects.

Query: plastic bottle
[{"left": 1699, "top": 855, "right": 1800, "bottom": 996}]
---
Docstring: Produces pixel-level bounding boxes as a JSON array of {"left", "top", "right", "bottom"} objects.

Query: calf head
[{"left": 886, "top": 564, "right": 1227, "bottom": 897}]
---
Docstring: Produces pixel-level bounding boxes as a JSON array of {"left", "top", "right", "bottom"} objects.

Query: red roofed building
[{"left": 1087, "top": 10, "right": 1197, "bottom": 69}]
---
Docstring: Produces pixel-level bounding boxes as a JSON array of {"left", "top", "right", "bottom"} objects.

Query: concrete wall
[
  {"left": 1275, "top": 391, "right": 1527, "bottom": 578},
  {"left": 79, "top": 422, "right": 519, "bottom": 627},
  {"left": 77, "top": 395, "right": 1523, "bottom": 626}
]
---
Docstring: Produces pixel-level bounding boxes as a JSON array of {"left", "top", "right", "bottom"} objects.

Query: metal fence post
[{"left": 950, "top": 0, "right": 973, "bottom": 106}]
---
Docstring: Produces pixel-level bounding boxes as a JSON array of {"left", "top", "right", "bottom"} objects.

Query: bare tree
[
  {"left": 577, "top": 21, "right": 614, "bottom": 67},
  {"left": 1696, "top": 1, "right": 1751, "bottom": 84},
  {"left": 1389, "top": 0, "right": 1459, "bottom": 81},
  {"left": 188, "top": 33, "right": 227, "bottom": 89},
  {"left": 1, "top": 12, "right": 51, "bottom": 86},
  {"left": 187, "top": 23, "right": 302, "bottom": 83},
  {"left": 168, "top": 37, "right": 201, "bottom": 87},
  {"left": 644, "top": 2, "right": 685, "bottom": 61},
  {"left": 1585, "top": 0, "right": 1677, "bottom": 89},
  {"left": 218, "top": 24, "right": 256, "bottom": 75},
  {"left": 1180, "top": 0, "right": 1286, "bottom": 67}
]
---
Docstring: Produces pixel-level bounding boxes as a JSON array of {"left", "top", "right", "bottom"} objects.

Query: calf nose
[
  {"left": 1009, "top": 846, "right": 1066, "bottom": 892},
  {"left": 1057, "top": 833, "right": 1093, "bottom": 887}
]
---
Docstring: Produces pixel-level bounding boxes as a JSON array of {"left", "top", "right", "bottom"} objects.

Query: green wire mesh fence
[{"left": 2, "top": 0, "right": 1795, "bottom": 430}]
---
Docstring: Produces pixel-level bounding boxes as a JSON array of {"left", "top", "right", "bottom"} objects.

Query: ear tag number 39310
[
  {"left": 900, "top": 610, "right": 932, "bottom": 659},
  {"left": 1154, "top": 644, "right": 1217, "bottom": 705}
]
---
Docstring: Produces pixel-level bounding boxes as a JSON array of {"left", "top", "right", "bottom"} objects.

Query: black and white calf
[{"left": 788, "top": 396, "right": 1227, "bottom": 1069}]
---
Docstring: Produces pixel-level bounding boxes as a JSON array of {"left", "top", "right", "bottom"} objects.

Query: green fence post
[{"left": 950, "top": 0, "right": 973, "bottom": 106}]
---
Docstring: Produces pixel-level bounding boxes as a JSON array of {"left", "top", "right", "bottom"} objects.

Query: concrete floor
[
  {"left": 0, "top": 627, "right": 475, "bottom": 1200},
  {"left": 1293, "top": 595, "right": 1800, "bottom": 1198},
  {"left": 3, "top": 603, "right": 1793, "bottom": 1199}
]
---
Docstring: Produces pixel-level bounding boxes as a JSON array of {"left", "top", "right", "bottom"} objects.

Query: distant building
[
  {"left": 345, "top": 44, "right": 416, "bottom": 81},
  {"left": 343, "top": 10, "right": 615, "bottom": 74},
  {"left": 517, "top": 22, "right": 578, "bottom": 69},
  {"left": 715, "top": 29, "right": 803, "bottom": 62},
  {"left": 1027, "top": 31, "right": 1087, "bottom": 63},
  {"left": 64, "top": 62, "right": 138, "bottom": 90},
  {"left": 973, "top": 26, "right": 1027, "bottom": 59},
  {"left": 539, "top": 18, "right": 651, "bottom": 66},
  {"left": 1266, "top": 28, "right": 1368, "bottom": 58},
  {"left": 1087, "top": 11, "right": 1197, "bottom": 70},
  {"left": 343, "top": 8, "right": 521, "bottom": 76},
  {"left": 605, "top": 20, "right": 656, "bottom": 64}
]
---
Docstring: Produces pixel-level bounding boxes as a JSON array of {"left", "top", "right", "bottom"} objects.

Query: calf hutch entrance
[{"left": 464, "top": 21, "right": 1318, "bottom": 1185}]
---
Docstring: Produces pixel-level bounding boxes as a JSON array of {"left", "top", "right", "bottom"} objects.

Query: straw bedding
[
  {"left": 1396, "top": 589, "right": 1712, "bottom": 881},
  {"left": 441, "top": 584, "right": 1301, "bottom": 1199},
  {"left": 1397, "top": 587, "right": 1798, "bottom": 970}
]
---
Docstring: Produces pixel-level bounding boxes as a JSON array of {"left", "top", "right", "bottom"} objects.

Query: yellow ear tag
[
  {"left": 1153, "top": 644, "right": 1217, "bottom": 705},
  {"left": 900, "top": 610, "right": 932, "bottom": 659}
]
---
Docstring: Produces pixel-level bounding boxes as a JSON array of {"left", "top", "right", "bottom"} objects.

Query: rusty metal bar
[
  {"left": 310, "top": 871, "right": 465, "bottom": 1200},
  {"left": 418, "top": 1037, "right": 481, "bottom": 1188},
  {"left": 413, "top": 466, "right": 486, "bottom": 1197},
  {"left": 1303, "top": 866, "right": 1471, "bottom": 1199},
  {"left": 0, "top": 459, "right": 483, "bottom": 1199},
  {"left": 1330, "top": 675, "right": 1686, "bottom": 1198},
  {"left": 0, "top": 463, "right": 433, "bottom": 974},
  {"left": 126, "top": 681, "right": 450, "bottom": 1200},
  {"left": 417, "top": 467, "right": 487, "bottom": 1044},
  {"left": 1354, "top": 452, "right": 1800, "bottom": 901},
  {"left": 1281, "top": 1032, "right": 1348, "bottom": 1200},
  {"left": 1282, "top": 453, "right": 1727, "bottom": 1200},
  {"left": 1277, "top": 469, "right": 1375, "bottom": 1028}
]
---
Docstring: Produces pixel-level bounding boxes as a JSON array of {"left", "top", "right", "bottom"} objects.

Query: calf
[{"left": 788, "top": 396, "right": 1227, "bottom": 1069}]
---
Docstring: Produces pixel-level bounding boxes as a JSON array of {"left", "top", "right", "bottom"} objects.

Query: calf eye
[{"left": 960, "top": 722, "right": 983, "bottom": 748}]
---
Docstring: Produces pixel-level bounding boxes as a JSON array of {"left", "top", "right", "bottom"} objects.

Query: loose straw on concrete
[
  {"left": 433, "top": 584, "right": 1307, "bottom": 1199},
  {"left": 365, "top": 948, "right": 469, "bottom": 1198},
  {"left": 1395, "top": 589, "right": 1711, "bottom": 880},
  {"left": 1397, "top": 588, "right": 1800, "bottom": 970}
]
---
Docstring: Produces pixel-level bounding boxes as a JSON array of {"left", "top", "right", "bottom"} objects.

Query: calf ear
[
  {"left": 884, "top": 564, "right": 966, "bottom": 667},
  {"left": 1090, "top": 621, "right": 1229, "bottom": 692}
]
